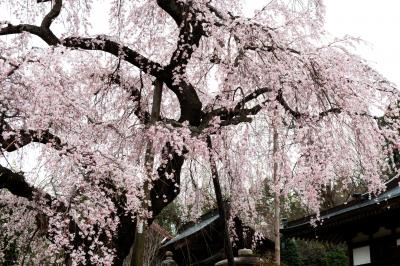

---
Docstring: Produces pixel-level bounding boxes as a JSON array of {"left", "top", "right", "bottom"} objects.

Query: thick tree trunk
[{"left": 130, "top": 79, "right": 163, "bottom": 265}]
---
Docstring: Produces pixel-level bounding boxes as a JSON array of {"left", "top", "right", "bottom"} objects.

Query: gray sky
[
  {"left": 246, "top": 0, "right": 400, "bottom": 87},
  {"left": 325, "top": 0, "right": 400, "bottom": 87}
]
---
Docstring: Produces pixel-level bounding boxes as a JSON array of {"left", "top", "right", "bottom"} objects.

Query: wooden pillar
[{"left": 346, "top": 238, "right": 354, "bottom": 266}]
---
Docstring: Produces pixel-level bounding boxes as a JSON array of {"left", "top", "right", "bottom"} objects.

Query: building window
[
  {"left": 353, "top": 245, "right": 371, "bottom": 266},
  {"left": 397, "top": 238, "right": 400, "bottom": 246}
]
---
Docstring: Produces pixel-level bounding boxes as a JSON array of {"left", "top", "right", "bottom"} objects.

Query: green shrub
[
  {"left": 326, "top": 248, "right": 348, "bottom": 266},
  {"left": 281, "top": 238, "right": 301, "bottom": 266}
]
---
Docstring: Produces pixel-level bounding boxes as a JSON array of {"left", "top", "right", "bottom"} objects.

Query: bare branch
[
  {"left": 41, "top": 0, "right": 62, "bottom": 29},
  {"left": 62, "top": 36, "right": 164, "bottom": 77},
  {"left": 234, "top": 87, "right": 272, "bottom": 110},
  {"left": 318, "top": 107, "right": 341, "bottom": 119},
  {"left": 276, "top": 89, "right": 301, "bottom": 119},
  {"left": 1, "top": 7, "right": 163, "bottom": 78}
]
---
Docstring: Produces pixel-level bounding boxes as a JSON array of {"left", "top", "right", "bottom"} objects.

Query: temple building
[
  {"left": 281, "top": 177, "right": 400, "bottom": 265},
  {"left": 160, "top": 209, "right": 275, "bottom": 265}
]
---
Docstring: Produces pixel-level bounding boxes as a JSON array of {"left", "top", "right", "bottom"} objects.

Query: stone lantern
[
  {"left": 215, "top": 248, "right": 266, "bottom": 266},
  {"left": 161, "top": 251, "right": 178, "bottom": 266}
]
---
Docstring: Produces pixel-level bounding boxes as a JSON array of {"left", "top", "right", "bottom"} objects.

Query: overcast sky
[
  {"left": 246, "top": 0, "right": 400, "bottom": 87},
  {"left": 325, "top": 0, "right": 400, "bottom": 87}
]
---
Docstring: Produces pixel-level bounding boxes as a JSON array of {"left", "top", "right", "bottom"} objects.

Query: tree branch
[
  {"left": 0, "top": 165, "right": 37, "bottom": 200},
  {"left": 41, "top": 0, "right": 62, "bottom": 29},
  {"left": 318, "top": 107, "right": 341, "bottom": 119},
  {"left": 1, "top": 0, "right": 203, "bottom": 126},
  {"left": 276, "top": 89, "right": 301, "bottom": 119},
  {"left": 156, "top": 0, "right": 184, "bottom": 26},
  {"left": 0, "top": 127, "right": 64, "bottom": 152},
  {"left": 1, "top": 0, "right": 163, "bottom": 77},
  {"left": 167, "top": 3, "right": 205, "bottom": 71},
  {"left": 234, "top": 87, "right": 272, "bottom": 110},
  {"left": 0, "top": 23, "right": 59, "bottom": 44},
  {"left": 157, "top": 0, "right": 204, "bottom": 125},
  {"left": 62, "top": 36, "right": 164, "bottom": 77},
  {"left": 106, "top": 73, "right": 150, "bottom": 123},
  {"left": 204, "top": 86, "right": 342, "bottom": 128},
  {"left": 0, "top": 165, "right": 106, "bottom": 265}
]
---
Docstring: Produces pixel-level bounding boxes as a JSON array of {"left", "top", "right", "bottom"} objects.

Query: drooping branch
[
  {"left": 234, "top": 87, "right": 272, "bottom": 110},
  {"left": 205, "top": 2, "right": 302, "bottom": 56},
  {"left": 276, "top": 89, "right": 301, "bottom": 119},
  {"left": 1, "top": 0, "right": 203, "bottom": 126},
  {"left": 106, "top": 73, "right": 150, "bottom": 123},
  {"left": 0, "top": 166, "right": 56, "bottom": 241},
  {"left": 0, "top": 128, "right": 64, "bottom": 152},
  {"left": 0, "top": 111, "right": 64, "bottom": 153},
  {"left": 203, "top": 85, "right": 343, "bottom": 128},
  {"left": 0, "top": 139, "right": 133, "bottom": 265},
  {"left": 276, "top": 89, "right": 343, "bottom": 120},
  {"left": 0, "top": 165, "right": 112, "bottom": 265}
]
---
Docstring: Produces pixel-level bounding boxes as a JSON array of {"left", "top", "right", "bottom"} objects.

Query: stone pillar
[{"left": 161, "top": 251, "right": 178, "bottom": 266}]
